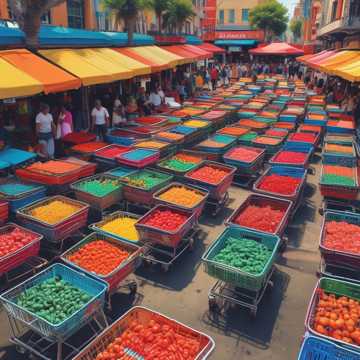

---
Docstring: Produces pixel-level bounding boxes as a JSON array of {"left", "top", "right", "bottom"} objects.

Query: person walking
[
  {"left": 210, "top": 66, "right": 219, "bottom": 90},
  {"left": 91, "top": 99, "right": 109, "bottom": 141},
  {"left": 112, "top": 97, "right": 126, "bottom": 126},
  {"left": 36, "top": 103, "right": 55, "bottom": 159}
]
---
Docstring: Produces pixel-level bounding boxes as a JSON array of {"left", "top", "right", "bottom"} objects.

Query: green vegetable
[
  {"left": 16, "top": 276, "right": 92, "bottom": 325},
  {"left": 213, "top": 237, "right": 272, "bottom": 275}
]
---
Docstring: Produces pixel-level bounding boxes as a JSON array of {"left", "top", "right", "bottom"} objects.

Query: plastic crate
[
  {"left": 184, "top": 161, "right": 236, "bottom": 200},
  {"left": 322, "top": 144, "right": 357, "bottom": 167},
  {"left": 69, "top": 142, "right": 108, "bottom": 160},
  {"left": 298, "top": 334, "right": 360, "bottom": 360},
  {"left": 253, "top": 166, "right": 307, "bottom": 203},
  {"left": 116, "top": 148, "right": 160, "bottom": 168},
  {"left": 0, "top": 201, "right": 9, "bottom": 224},
  {"left": 61, "top": 232, "right": 143, "bottom": 293},
  {"left": 106, "top": 166, "right": 137, "bottom": 178},
  {"left": 320, "top": 210, "right": 360, "bottom": 268},
  {"left": 135, "top": 204, "right": 196, "bottom": 248},
  {"left": 0, "top": 263, "right": 107, "bottom": 338},
  {"left": 202, "top": 227, "right": 280, "bottom": 291},
  {"left": 93, "top": 144, "right": 132, "bottom": 166},
  {"left": 306, "top": 277, "right": 360, "bottom": 352},
  {"left": 134, "top": 116, "right": 168, "bottom": 127},
  {"left": 226, "top": 194, "right": 293, "bottom": 236},
  {"left": 4, "top": 186, "right": 46, "bottom": 213},
  {"left": 63, "top": 157, "right": 97, "bottom": 178},
  {"left": 71, "top": 174, "right": 123, "bottom": 211},
  {"left": 16, "top": 196, "right": 89, "bottom": 242},
  {"left": 269, "top": 145, "right": 313, "bottom": 169},
  {"left": 0, "top": 223, "right": 42, "bottom": 274},
  {"left": 73, "top": 306, "right": 215, "bottom": 360},
  {"left": 0, "top": 148, "right": 36, "bottom": 167},
  {"left": 153, "top": 182, "right": 209, "bottom": 221},
  {"left": 62, "top": 132, "right": 96, "bottom": 145},
  {"left": 90, "top": 211, "right": 141, "bottom": 246},
  {"left": 106, "top": 128, "right": 145, "bottom": 146},
  {"left": 223, "top": 146, "right": 265, "bottom": 174}
]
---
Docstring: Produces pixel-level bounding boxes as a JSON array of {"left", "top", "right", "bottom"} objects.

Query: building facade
[{"left": 317, "top": 0, "right": 360, "bottom": 49}]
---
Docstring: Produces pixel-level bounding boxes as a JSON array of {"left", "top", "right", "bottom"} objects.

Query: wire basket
[
  {"left": 184, "top": 161, "right": 236, "bottom": 200},
  {"left": 135, "top": 204, "right": 196, "bottom": 248},
  {"left": 61, "top": 232, "right": 144, "bottom": 293},
  {"left": 202, "top": 227, "right": 280, "bottom": 291},
  {"left": 72, "top": 306, "right": 215, "bottom": 360},
  {"left": 0, "top": 263, "right": 107, "bottom": 338},
  {"left": 90, "top": 210, "right": 141, "bottom": 246},
  {"left": 305, "top": 277, "right": 360, "bottom": 352},
  {"left": 71, "top": 174, "right": 123, "bottom": 211},
  {"left": 226, "top": 194, "right": 293, "bottom": 237},
  {"left": 0, "top": 223, "right": 42, "bottom": 275},
  {"left": 16, "top": 196, "right": 89, "bottom": 242},
  {"left": 153, "top": 182, "right": 209, "bottom": 221}
]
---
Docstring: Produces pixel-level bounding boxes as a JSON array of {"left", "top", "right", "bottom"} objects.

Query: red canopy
[
  {"left": 302, "top": 50, "right": 337, "bottom": 67},
  {"left": 198, "top": 43, "right": 225, "bottom": 54},
  {"left": 249, "top": 42, "right": 304, "bottom": 56}
]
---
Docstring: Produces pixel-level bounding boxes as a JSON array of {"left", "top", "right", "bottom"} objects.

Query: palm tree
[
  {"left": 7, "top": 0, "right": 66, "bottom": 50},
  {"left": 152, "top": 0, "right": 171, "bottom": 32},
  {"left": 163, "top": 0, "right": 195, "bottom": 34},
  {"left": 103, "top": 0, "right": 151, "bottom": 45}
]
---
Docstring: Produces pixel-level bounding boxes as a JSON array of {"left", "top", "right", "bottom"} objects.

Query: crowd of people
[{"left": 31, "top": 57, "right": 360, "bottom": 159}]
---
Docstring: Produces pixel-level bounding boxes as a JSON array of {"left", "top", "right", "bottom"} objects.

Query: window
[
  {"left": 242, "top": 8, "right": 249, "bottom": 22},
  {"left": 67, "top": 0, "right": 84, "bottom": 29},
  {"left": 228, "top": 9, "right": 235, "bottom": 23},
  {"left": 218, "top": 9, "right": 224, "bottom": 24}
]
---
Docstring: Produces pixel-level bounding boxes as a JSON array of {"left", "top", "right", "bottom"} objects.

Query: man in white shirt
[
  {"left": 91, "top": 100, "right": 109, "bottom": 141},
  {"left": 149, "top": 89, "right": 162, "bottom": 107},
  {"left": 36, "top": 103, "right": 55, "bottom": 159}
]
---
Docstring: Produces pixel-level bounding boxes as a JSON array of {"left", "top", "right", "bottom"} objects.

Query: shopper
[
  {"left": 210, "top": 66, "right": 218, "bottom": 90},
  {"left": 36, "top": 103, "right": 55, "bottom": 159},
  {"left": 149, "top": 87, "right": 162, "bottom": 108},
  {"left": 91, "top": 100, "right": 109, "bottom": 141},
  {"left": 136, "top": 87, "right": 151, "bottom": 116},
  {"left": 58, "top": 105, "right": 73, "bottom": 137},
  {"left": 112, "top": 97, "right": 126, "bottom": 126}
]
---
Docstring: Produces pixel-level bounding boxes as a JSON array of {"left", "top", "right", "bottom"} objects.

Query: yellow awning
[
  {"left": 39, "top": 48, "right": 134, "bottom": 86},
  {"left": 0, "top": 58, "right": 43, "bottom": 100},
  {"left": 333, "top": 59, "right": 360, "bottom": 82},
  {"left": 129, "top": 46, "right": 185, "bottom": 68},
  {"left": 91, "top": 48, "right": 151, "bottom": 77},
  {"left": 318, "top": 50, "right": 360, "bottom": 73}
]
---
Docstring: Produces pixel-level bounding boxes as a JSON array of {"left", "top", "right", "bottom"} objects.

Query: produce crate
[
  {"left": 90, "top": 211, "right": 141, "bottom": 246},
  {"left": 320, "top": 165, "right": 358, "bottom": 200},
  {"left": 133, "top": 116, "right": 168, "bottom": 127},
  {"left": 0, "top": 263, "right": 107, "bottom": 338},
  {"left": 61, "top": 232, "right": 143, "bottom": 293},
  {"left": 153, "top": 182, "right": 209, "bottom": 221},
  {"left": 116, "top": 148, "right": 160, "bottom": 168},
  {"left": 0, "top": 148, "right": 36, "bottom": 167},
  {"left": 0, "top": 223, "right": 42, "bottom": 275},
  {"left": 322, "top": 143, "right": 357, "bottom": 167},
  {"left": 106, "top": 166, "right": 137, "bottom": 179},
  {"left": 0, "top": 200, "right": 9, "bottom": 224},
  {"left": 287, "top": 132, "right": 320, "bottom": 147},
  {"left": 195, "top": 135, "right": 237, "bottom": 154},
  {"left": 223, "top": 146, "right": 265, "bottom": 175},
  {"left": 320, "top": 210, "right": 360, "bottom": 268},
  {"left": 121, "top": 169, "right": 173, "bottom": 206},
  {"left": 69, "top": 142, "right": 108, "bottom": 161},
  {"left": 106, "top": 128, "right": 147, "bottom": 146},
  {"left": 306, "top": 277, "right": 360, "bottom": 352},
  {"left": 135, "top": 204, "right": 196, "bottom": 248},
  {"left": 251, "top": 136, "right": 284, "bottom": 155},
  {"left": 269, "top": 143, "right": 313, "bottom": 169},
  {"left": 70, "top": 174, "right": 123, "bottom": 211},
  {"left": 62, "top": 132, "right": 96, "bottom": 146},
  {"left": 64, "top": 157, "right": 97, "bottom": 178},
  {"left": 325, "top": 134, "right": 354, "bottom": 145},
  {"left": 16, "top": 196, "right": 89, "bottom": 242},
  {"left": 202, "top": 227, "right": 280, "bottom": 291},
  {"left": 134, "top": 140, "right": 177, "bottom": 157},
  {"left": 184, "top": 161, "right": 236, "bottom": 200},
  {"left": 253, "top": 166, "right": 307, "bottom": 203},
  {"left": 73, "top": 306, "right": 215, "bottom": 360},
  {"left": 93, "top": 144, "right": 132, "bottom": 166},
  {"left": 0, "top": 179, "right": 47, "bottom": 213},
  {"left": 226, "top": 194, "right": 293, "bottom": 236},
  {"left": 298, "top": 334, "right": 360, "bottom": 360},
  {"left": 156, "top": 151, "right": 205, "bottom": 176}
]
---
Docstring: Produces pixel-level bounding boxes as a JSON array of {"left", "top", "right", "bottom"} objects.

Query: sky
[{"left": 278, "top": 0, "right": 298, "bottom": 18}]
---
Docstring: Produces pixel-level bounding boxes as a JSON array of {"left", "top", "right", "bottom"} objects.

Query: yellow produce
[
  {"left": 100, "top": 217, "right": 139, "bottom": 242},
  {"left": 159, "top": 186, "right": 204, "bottom": 208},
  {"left": 184, "top": 120, "right": 208, "bottom": 128},
  {"left": 30, "top": 200, "right": 81, "bottom": 224}
]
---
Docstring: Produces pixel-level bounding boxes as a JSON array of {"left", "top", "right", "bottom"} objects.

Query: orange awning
[
  {"left": 198, "top": 43, "right": 225, "bottom": 54},
  {"left": 162, "top": 45, "right": 198, "bottom": 63},
  {"left": 182, "top": 44, "right": 212, "bottom": 59},
  {"left": 0, "top": 49, "right": 81, "bottom": 94},
  {"left": 116, "top": 48, "right": 167, "bottom": 73}
]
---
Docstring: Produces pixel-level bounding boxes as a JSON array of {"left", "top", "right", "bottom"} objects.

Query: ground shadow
[{"left": 201, "top": 268, "right": 290, "bottom": 350}]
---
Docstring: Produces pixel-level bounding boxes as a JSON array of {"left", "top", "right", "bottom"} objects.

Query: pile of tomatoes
[
  {"left": 235, "top": 205, "right": 285, "bottom": 234},
  {"left": 95, "top": 319, "right": 201, "bottom": 360},
  {"left": 323, "top": 221, "right": 360, "bottom": 254},
  {"left": 0, "top": 227, "right": 37, "bottom": 258},
  {"left": 289, "top": 132, "right": 317, "bottom": 143},
  {"left": 227, "top": 147, "right": 260, "bottom": 163},
  {"left": 273, "top": 151, "right": 307, "bottom": 164},
  {"left": 144, "top": 209, "right": 188, "bottom": 232},
  {"left": 258, "top": 174, "right": 301, "bottom": 195},
  {"left": 189, "top": 165, "right": 229, "bottom": 184},
  {"left": 67, "top": 240, "right": 130, "bottom": 276},
  {"left": 313, "top": 289, "right": 360, "bottom": 345}
]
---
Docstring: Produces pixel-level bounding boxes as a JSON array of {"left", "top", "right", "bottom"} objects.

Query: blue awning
[
  {"left": 0, "top": 26, "right": 23, "bottom": 46},
  {"left": 0, "top": 25, "right": 154, "bottom": 48},
  {"left": 215, "top": 39, "right": 257, "bottom": 46},
  {"left": 185, "top": 35, "right": 203, "bottom": 45},
  {"left": 102, "top": 31, "right": 154, "bottom": 46}
]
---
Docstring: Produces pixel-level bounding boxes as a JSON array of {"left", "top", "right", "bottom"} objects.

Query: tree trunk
[
  {"left": 23, "top": 7, "right": 42, "bottom": 50},
  {"left": 126, "top": 17, "right": 136, "bottom": 46},
  {"left": 156, "top": 12, "right": 162, "bottom": 31}
]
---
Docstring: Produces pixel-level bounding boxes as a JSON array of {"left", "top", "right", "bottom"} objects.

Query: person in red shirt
[{"left": 210, "top": 67, "right": 218, "bottom": 90}]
